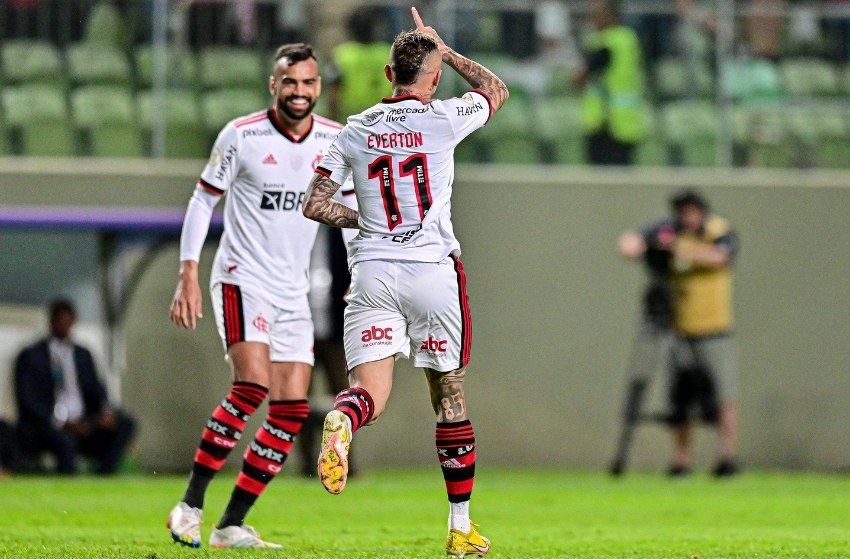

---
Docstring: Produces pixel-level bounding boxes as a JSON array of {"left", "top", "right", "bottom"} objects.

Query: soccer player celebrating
[
  {"left": 166, "top": 43, "right": 354, "bottom": 549},
  {"left": 303, "top": 8, "right": 508, "bottom": 558}
]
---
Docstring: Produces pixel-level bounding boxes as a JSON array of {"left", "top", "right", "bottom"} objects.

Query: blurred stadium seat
[
  {"left": 198, "top": 47, "right": 264, "bottom": 90},
  {"left": 0, "top": 40, "right": 63, "bottom": 85},
  {"left": 733, "top": 104, "right": 793, "bottom": 167},
  {"left": 1, "top": 84, "right": 76, "bottom": 156},
  {"left": 653, "top": 56, "right": 714, "bottom": 100},
  {"left": 83, "top": 1, "right": 127, "bottom": 47},
  {"left": 476, "top": 95, "right": 540, "bottom": 164},
  {"left": 71, "top": 85, "right": 142, "bottom": 156},
  {"left": 66, "top": 43, "right": 132, "bottom": 86},
  {"left": 137, "top": 89, "right": 208, "bottom": 159},
  {"left": 787, "top": 104, "right": 850, "bottom": 168},
  {"left": 781, "top": 58, "right": 840, "bottom": 97},
  {"left": 721, "top": 58, "right": 782, "bottom": 103},
  {"left": 536, "top": 95, "right": 584, "bottom": 165},
  {"left": 134, "top": 46, "right": 199, "bottom": 90},
  {"left": 661, "top": 100, "right": 717, "bottom": 166},
  {"left": 634, "top": 105, "right": 667, "bottom": 166},
  {"left": 201, "top": 87, "right": 267, "bottom": 133}
]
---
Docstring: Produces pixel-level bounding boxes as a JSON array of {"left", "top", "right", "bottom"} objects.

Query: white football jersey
[
  {"left": 317, "top": 90, "right": 492, "bottom": 265},
  {"left": 199, "top": 109, "right": 350, "bottom": 309}
]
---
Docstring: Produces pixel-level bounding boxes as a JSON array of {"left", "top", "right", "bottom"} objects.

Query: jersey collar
[
  {"left": 268, "top": 108, "right": 313, "bottom": 143},
  {"left": 382, "top": 94, "right": 426, "bottom": 104}
]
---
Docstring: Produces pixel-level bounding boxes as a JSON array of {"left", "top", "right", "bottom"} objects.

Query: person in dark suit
[{"left": 14, "top": 299, "right": 136, "bottom": 475}]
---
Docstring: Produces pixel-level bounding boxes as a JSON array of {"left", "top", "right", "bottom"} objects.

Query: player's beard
[{"left": 278, "top": 94, "right": 315, "bottom": 121}]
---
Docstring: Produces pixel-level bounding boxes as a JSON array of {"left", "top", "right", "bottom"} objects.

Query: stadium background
[{"left": 0, "top": 0, "right": 848, "bottom": 474}]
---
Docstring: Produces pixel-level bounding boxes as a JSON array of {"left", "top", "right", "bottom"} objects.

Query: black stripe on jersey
[
  {"left": 198, "top": 179, "right": 224, "bottom": 195},
  {"left": 268, "top": 108, "right": 313, "bottom": 144},
  {"left": 316, "top": 166, "right": 332, "bottom": 178}
]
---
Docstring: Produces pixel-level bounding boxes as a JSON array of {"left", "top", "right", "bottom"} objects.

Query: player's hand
[
  {"left": 170, "top": 263, "right": 203, "bottom": 330},
  {"left": 411, "top": 7, "right": 449, "bottom": 55}
]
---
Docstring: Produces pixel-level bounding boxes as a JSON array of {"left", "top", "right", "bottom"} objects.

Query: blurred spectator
[
  {"left": 536, "top": 0, "right": 579, "bottom": 63},
  {"left": 744, "top": 0, "right": 787, "bottom": 62},
  {"left": 13, "top": 299, "right": 136, "bottom": 475},
  {"left": 824, "top": 0, "right": 850, "bottom": 61},
  {"left": 573, "top": 0, "right": 646, "bottom": 165},
  {"left": 0, "top": 418, "right": 20, "bottom": 475},
  {"left": 666, "top": 189, "right": 740, "bottom": 477},
  {"left": 628, "top": 0, "right": 679, "bottom": 63},
  {"left": 326, "top": 6, "right": 392, "bottom": 123},
  {"left": 1, "top": 0, "right": 87, "bottom": 45},
  {"left": 617, "top": 189, "right": 740, "bottom": 477}
]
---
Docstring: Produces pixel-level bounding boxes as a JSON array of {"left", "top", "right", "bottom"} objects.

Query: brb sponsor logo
[
  {"left": 361, "top": 326, "right": 393, "bottom": 346},
  {"left": 419, "top": 336, "right": 448, "bottom": 353},
  {"left": 260, "top": 190, "right": 305, "bottom": 211}
]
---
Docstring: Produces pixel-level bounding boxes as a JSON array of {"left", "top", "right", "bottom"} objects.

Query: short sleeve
[
  {"left": 315, "top": 130, "right": 352, "bottom": 186},
  {"left": 198, "top": 122, "right": 240, "bottom": 194},
  {"left": 438, "top": 90, "right": 493, "bottom": 143}
]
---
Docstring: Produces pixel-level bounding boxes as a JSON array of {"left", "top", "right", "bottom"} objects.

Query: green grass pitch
[{"left": 0, "top": 469, "right": 848, "bottom": 558}]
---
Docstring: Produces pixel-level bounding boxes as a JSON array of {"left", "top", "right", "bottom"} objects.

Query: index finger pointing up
[{"left": 411, "top": 6, "right": 425, "bottom": 30}]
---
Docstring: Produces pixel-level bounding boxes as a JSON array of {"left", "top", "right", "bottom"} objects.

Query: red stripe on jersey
[
  {"left": 198, "top": 179, "right": 224, "bottom": 195},
  {"left": 315, "top": 166, "right": 332, "bottom": 178},
  {"left": 451, "top": 255, "right": 472, "bottom": 368},
  {"left": 470, "top": 89, "right": 495, "bottom": 124},
  {"left": 234, "top": 110, "right": 268, "bottom": 128},
  {"left": 222, "top": 283, "right": 244, "bottom": 346},
  {"left": 312, "top": 114, "right": 344, "bottom": 129}
]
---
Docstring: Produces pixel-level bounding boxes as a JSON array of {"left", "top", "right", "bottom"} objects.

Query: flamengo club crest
[
  {"left": 253, "top": 314, "right": 269, "bottom": 333},
  {"left": 290, "top": 155, "right": 303, "bottom": 169}
]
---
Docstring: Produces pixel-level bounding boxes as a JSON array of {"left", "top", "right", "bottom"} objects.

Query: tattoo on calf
[{"left": 429, "top": 369, "right": 468, "bottom": 421}]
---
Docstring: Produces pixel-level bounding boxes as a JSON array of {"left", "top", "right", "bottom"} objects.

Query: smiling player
[{"left": 166, "top": 43, "right": 354, "bottom": 549}]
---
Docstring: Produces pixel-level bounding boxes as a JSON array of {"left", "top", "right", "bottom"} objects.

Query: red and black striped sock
[
  {"left": 333, "top": 387, "right": 374, "bottom": 433},
  {"left": 436, "top": 420, "right": 476, "bottom": 503},
  {"left": 218, "top": 399, "right": 310, "bottom": 528},
  {"left": 182, "top": 381, "right": 267, "bottom": 509}
]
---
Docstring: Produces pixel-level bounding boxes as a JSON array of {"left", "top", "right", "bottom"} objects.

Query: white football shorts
[
  {"left": 343, "top": 255, "right": 472, "bottom": 372},
  {"left": 211, "top": 282, "right": 315, "bottom": 365}
]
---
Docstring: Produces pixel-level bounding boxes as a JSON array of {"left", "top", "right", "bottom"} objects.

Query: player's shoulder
[
  {"left": 232, "top": 109, "right": 270, "bottom": 129},
  {"left": 312, "top": 113, "right": 344, "bottom": 131}
]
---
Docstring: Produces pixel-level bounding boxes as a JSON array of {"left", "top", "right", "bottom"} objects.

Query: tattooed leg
[{"left": 426, "top": 367, "right": 469, "bottom": 423}]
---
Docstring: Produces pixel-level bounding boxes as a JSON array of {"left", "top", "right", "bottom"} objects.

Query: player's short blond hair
[{"left": 389, "top": 30, "right": 438, "bottom": 85}]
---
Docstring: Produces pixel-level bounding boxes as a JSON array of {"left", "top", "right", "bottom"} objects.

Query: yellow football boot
[
  {"left": 317, "top": 410, "right": 351, "bottom": 495},
  {"left": 446, "top": 522, "right": 490, "bottom": 558}
]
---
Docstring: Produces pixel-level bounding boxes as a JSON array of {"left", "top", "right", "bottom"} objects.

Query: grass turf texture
[{"left": 0, "top": 469, "right": 847, "bottom": 558}]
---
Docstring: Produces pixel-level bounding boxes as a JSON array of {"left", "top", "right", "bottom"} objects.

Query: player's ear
[
  {"left": 384, "top": 64, "right": 393, "bottom": 84},
  {"left": 268, "top": 75, "right": 275, "bottom": 96},
  {"left": 433, "top": 68, "right": 441, "bottom": 87}
]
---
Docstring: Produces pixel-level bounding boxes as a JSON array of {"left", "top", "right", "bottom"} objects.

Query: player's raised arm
[
  {"left": 303, "top": 172, "right": 359, "bottom": 229},
  {"left": 411, "top": 6, "right": 509, "bottom": 111}
]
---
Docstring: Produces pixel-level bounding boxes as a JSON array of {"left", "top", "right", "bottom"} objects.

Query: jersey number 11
[{"left": 368, "top": 153, "right": 432, "bottom": 231}]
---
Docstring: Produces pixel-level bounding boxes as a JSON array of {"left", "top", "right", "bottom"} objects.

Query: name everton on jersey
[{"left": 367, "top": 131, "right": 424, "bottom": 149}]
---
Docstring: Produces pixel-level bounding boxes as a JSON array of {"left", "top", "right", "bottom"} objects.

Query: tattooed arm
[
  {"left": 442, "top": 50, "right": 509, "bottom": 112},
  {"left": 303, "top": 173, "right": 359, "bottom": 228},
  {"left": 412, "top": 7, "right": 509, "bottom": 111}
]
